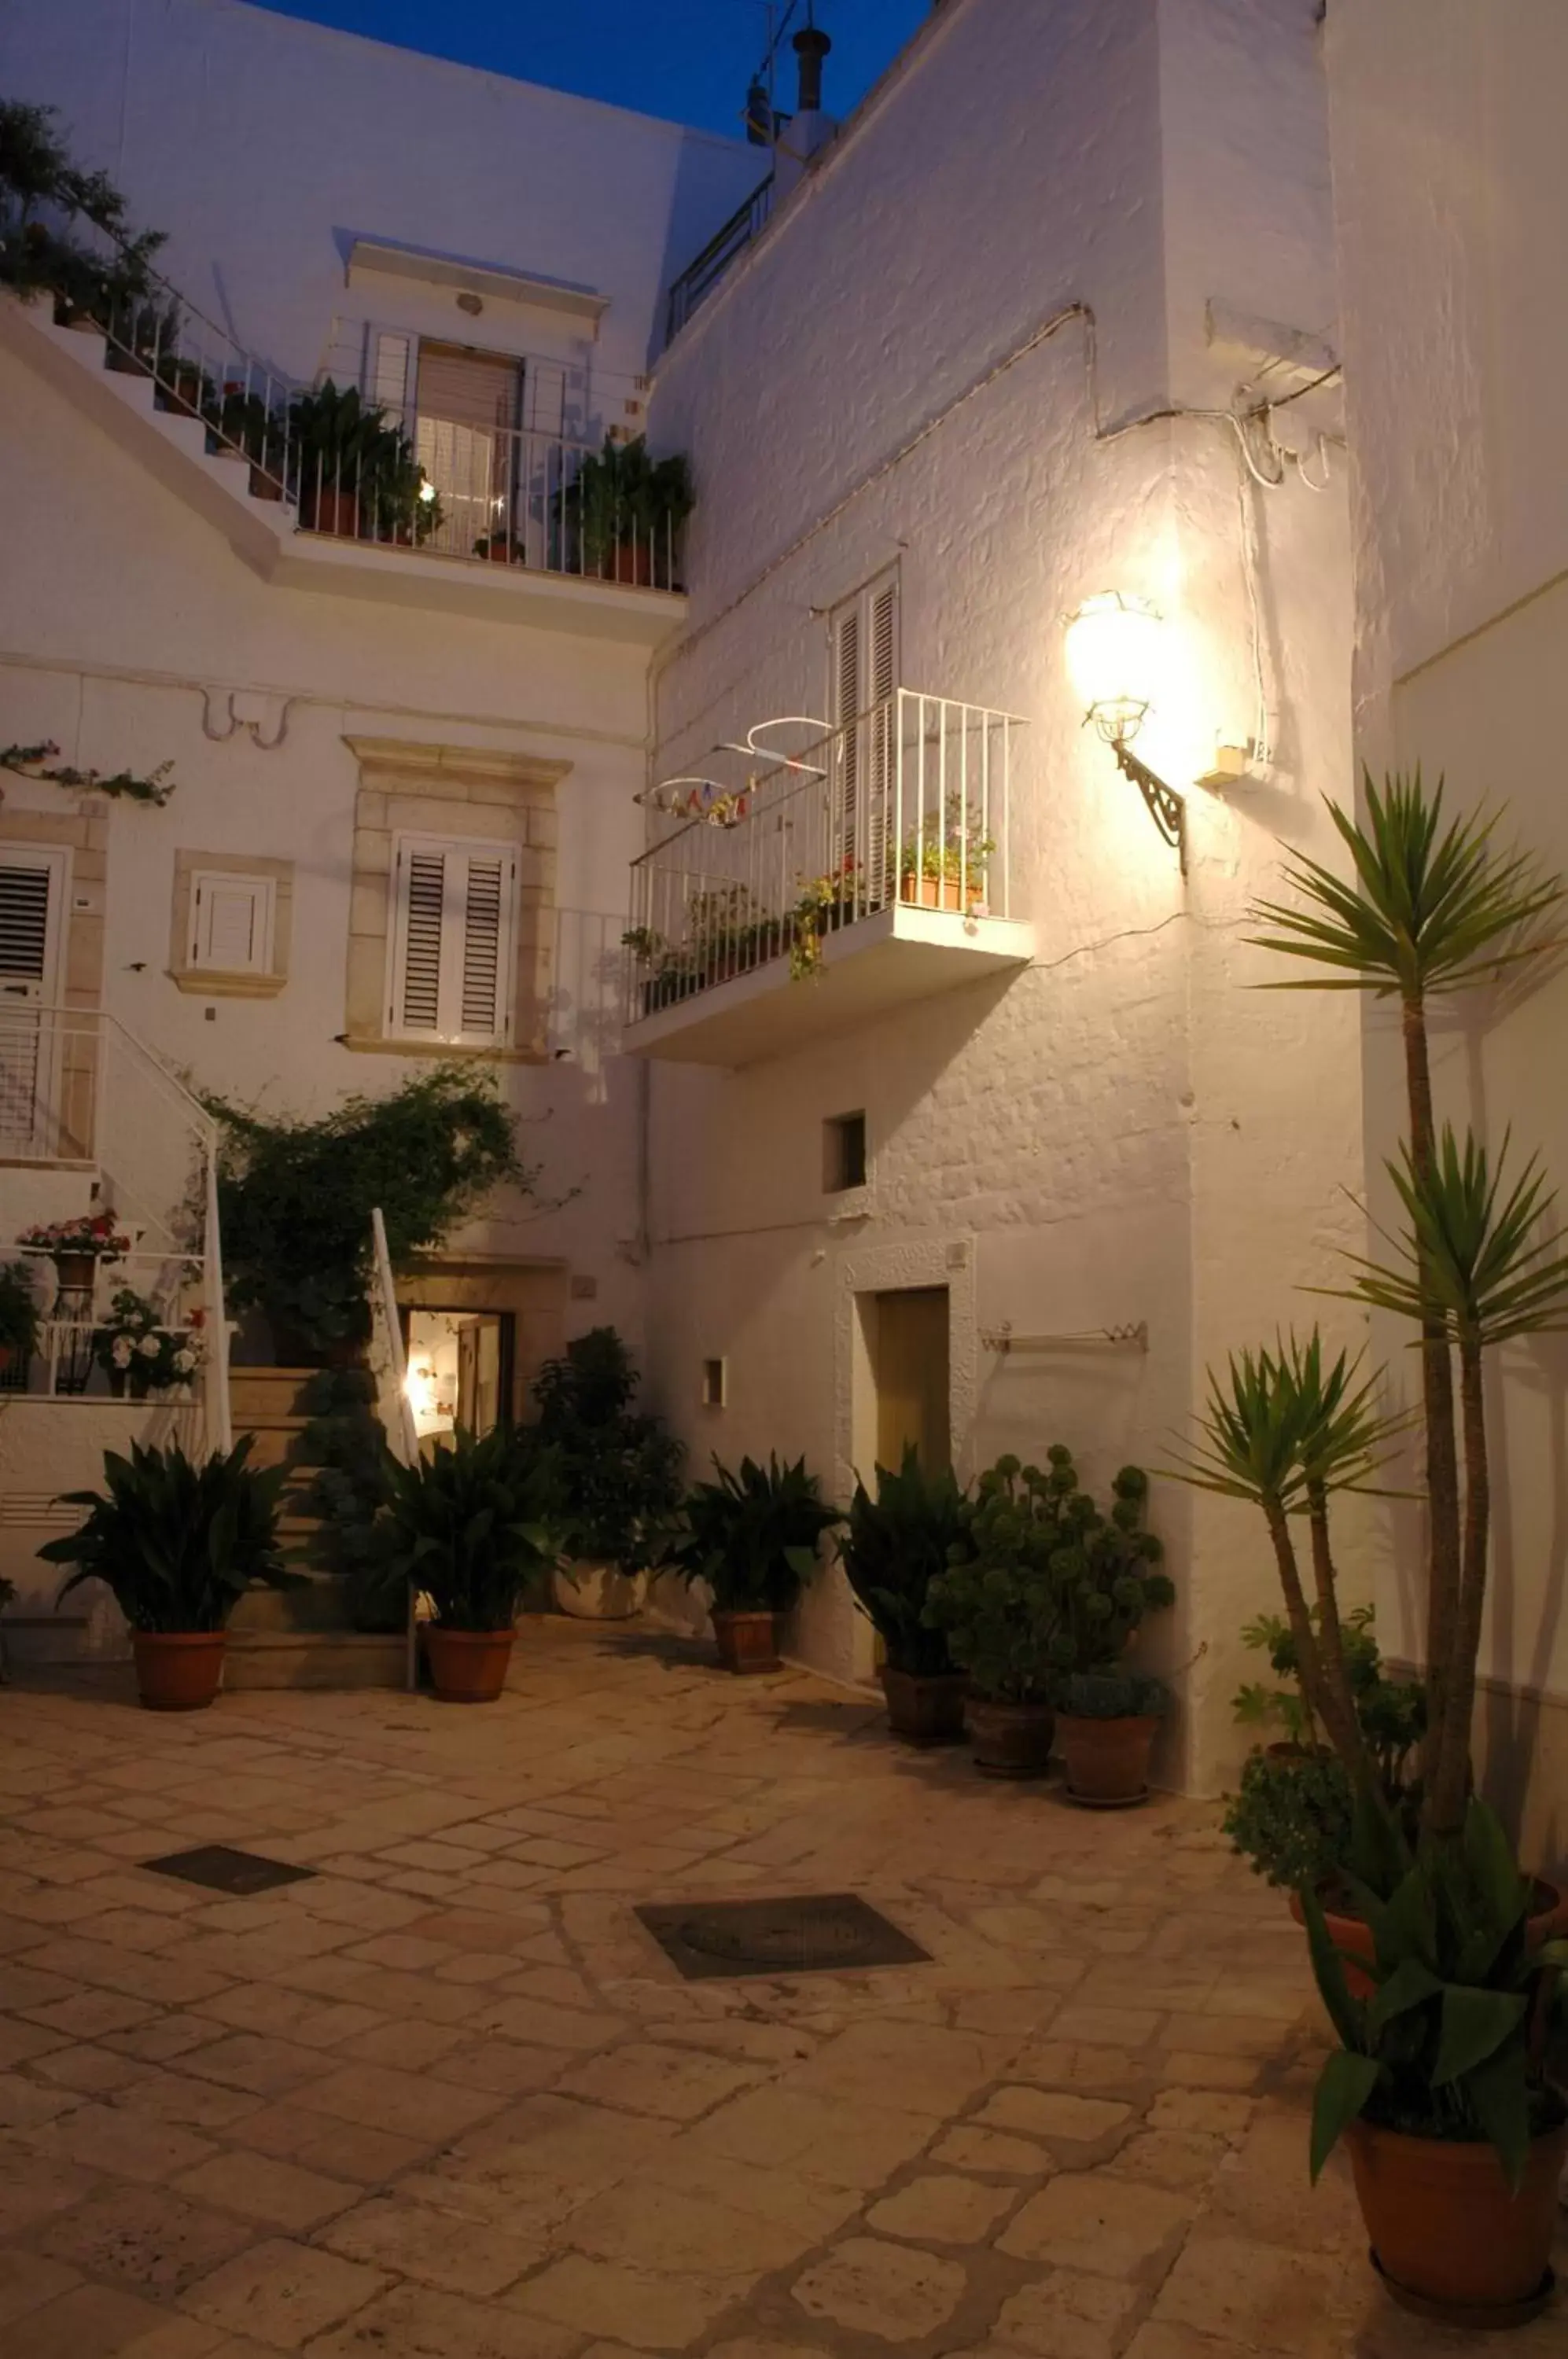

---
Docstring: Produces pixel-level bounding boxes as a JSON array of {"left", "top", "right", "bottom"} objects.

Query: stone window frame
[
  {"left": 168, "top": 850, "right": 293, "bottom": 998},
  {"left": 0, "top": 805, "right": 105, "bottom": 1165},
  {"left": 342, "top": 737, "right": 567, "bottom": 1062}
]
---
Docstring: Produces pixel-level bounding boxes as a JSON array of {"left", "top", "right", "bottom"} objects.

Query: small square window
[
  {"left": 701, "top": 1357, "right": 727, "bottom": 1409},
  {"left": 190, "top": 870, "right": 276, "bottom": 976},
  {"left": 824, "top": 1111, "right": 867, "bottom": 1194}
]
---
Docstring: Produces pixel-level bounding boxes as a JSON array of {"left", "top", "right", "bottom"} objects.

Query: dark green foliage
[
  {"left": 0, "top": 1260, "right": 40, "bottom": 1359},
  {"left": 287, "top": 381, "right": 440, "bottom": 541},
  {"left": 568, "top": 435, "right": 694, "bottom": 568},
  {"left": 1234, "top": 1605, "right": 1425, "bottom": 1794},
  {"left": 1224, "top": 1746, "right": 1356, "bottom": 1891},
  {"left": 39, "top": 1437, "right": 295, "bottom": 1632},
  {"left": 1053, "top": 1670, "right": 1169, "bottom": 1720},
  {"left": 0, "top": 101, "right": 165, "bottom": 320},
  {"left": 211, "top": 1066, "right": 532, "bottom": 1353},
  {"left": 295, "top": 1371, "right": 403, "bottom": 1632},
  {"left": 1303, "top": 1794, "right": 1568, "bottom": 2188},
  {"left": 925, "top": 1449, "right": 1168, "bottom": 1705},
  {"left": 531, "top": 1328, "right": 683, "bottom": 1573},
  {"left": 668, "top": 1454, "right": 841, "bottom": 1614},
  {"left": 378, "top": 1426, "right": 564, "bottom": 1632},
  {"left": 837, "top": 1447, "right": 970, "bottom": 1676}
]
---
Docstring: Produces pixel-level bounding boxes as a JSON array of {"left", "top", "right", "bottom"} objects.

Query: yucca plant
[
  {"left": 1248, "top": 774, "right": 1566, "bottom": 1835},
  {"left": 668, "top": 1453, "right": 840, "bottom": 1614},
  {"left": 39, "top": 1436, "right": 293, "bottom": 1631},
  {"left": 378, "top": 1425, "right": 563, "bottom": 1631},
  {"left": 837, "top": 1447, "right": 970, "bottom": 1676}
]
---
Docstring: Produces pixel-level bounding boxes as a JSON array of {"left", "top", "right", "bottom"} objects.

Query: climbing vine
[{"left": 0, "top": 742, "right": 176, "bottom": 806}]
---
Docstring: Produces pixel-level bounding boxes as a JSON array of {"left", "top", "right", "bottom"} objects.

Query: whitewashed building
[
  {"left": 0, "top": 0, "right": 1382, "bottom": 1792},
  {"left": 1324, "top": 0, "right": 1568, "bottom": 1859}
]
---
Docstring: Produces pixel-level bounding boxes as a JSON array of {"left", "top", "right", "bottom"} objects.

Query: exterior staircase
[{"left": 226, "top": 1368, "right": 407, "bottom": 1690}]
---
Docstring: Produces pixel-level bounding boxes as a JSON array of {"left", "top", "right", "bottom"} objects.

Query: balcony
[
  {"left": 622, "top": 691, "right": 1033, "bottom": 1066},
  {"left": 664, "top": 174, "right": 775, "bottom": 344}
]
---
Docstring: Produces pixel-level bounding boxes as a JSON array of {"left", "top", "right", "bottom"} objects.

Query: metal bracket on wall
[{"left": 981, "top": 1322, "right": 1149, "bottom": 1354}]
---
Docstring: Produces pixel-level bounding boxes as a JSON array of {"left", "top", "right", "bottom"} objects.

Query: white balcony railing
[
  {"left": 624, "top": 690, "right": 1020, "bottom": 1026},
  {"left": 0, "top": 1004, "right": 230, "bottom": 1449}
]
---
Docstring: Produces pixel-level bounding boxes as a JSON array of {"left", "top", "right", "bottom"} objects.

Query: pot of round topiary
[
  {"left": 381, "top": 1426, "right": 563, "bottom": 1704},
  {"left": 1053, "top": 1673, "right": 1169, "bottom": 1805},
  {"left": 837, "top": 1446, "right": 971, "bottom": 1746},
  {"left": 965, "top": 1694, "right": 1055, "bottom": 1778},
  {"left": 38, "top": 1436, "right": 295, "bottom": 1712},
  {"left": 667, "top": 1452, "right": 841, "bottom": 1676}
]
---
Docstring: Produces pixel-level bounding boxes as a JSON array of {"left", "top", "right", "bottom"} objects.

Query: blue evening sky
[{"left": 252, "top": 2, "right": 933, "bottom": 139}]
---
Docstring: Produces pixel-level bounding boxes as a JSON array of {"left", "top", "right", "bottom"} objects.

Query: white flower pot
[{"left": 552, "top": 1561, "right": 648, "bottom": 1621}]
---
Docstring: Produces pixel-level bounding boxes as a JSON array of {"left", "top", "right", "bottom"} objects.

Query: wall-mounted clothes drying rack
[{"left": 981, "top": 1321, "right": 1149, "bottom": 1354}]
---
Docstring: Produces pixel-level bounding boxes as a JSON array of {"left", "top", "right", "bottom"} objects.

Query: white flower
[
  {"left": 138, "top": 1335, "right": 161, "bottom": 1359},
  {"left": 111, "top": 1338, "right": 132, "bottom": 1368},
  {"left": 173, "top": 1349, "right": 195, "bottom": 1373}
]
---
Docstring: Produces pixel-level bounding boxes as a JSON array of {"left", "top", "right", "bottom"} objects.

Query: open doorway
[
  {"left": 865, "top": 1286, "right": 951, "bottom": 1470},
  {"left": 401, "top": 1307, "right": 513, "bottom": 1444}
]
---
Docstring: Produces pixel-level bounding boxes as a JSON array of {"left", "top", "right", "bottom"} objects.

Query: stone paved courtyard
[{"left": 0, "top": 1621, "right": 1562, "bottom": 2359}]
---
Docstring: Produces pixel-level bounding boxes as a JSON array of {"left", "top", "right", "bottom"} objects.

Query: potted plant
[
  {"left": 0, "top": 1258, "right": 40, "bottom": 1376},
  {"left": 19, "top": 1212, "right": 131, "bottom": 1294},
  {"left": 897, "top": 793, "right": 995, "bottom": 912},
  {"left": 837, "top": 1446, "right": 972, "bottom": 1744},
  {"left": 287, "top": 381, "right": 438, "bottom": 543},
  {"left": 38, "top": 1437, "right": 294, "bottom": 1710},
  {"left": 532, "top": 1327, "right": 683, "bottom": 1619},
  {"left": 922, "top": 1452, "right": 1068, "bottom": 1776},
  {"left": 380, "top": 1424, "right": 562, "bottom": 1702},
  {"left": 567, "top": 435, "right": 694, "bottom": 587},
  {"left": 668, "top": 1453, "right": 841, "bottom": 1673},
  {"left": 93, "top": 1288, "right": 204, "bottom": 1398},
  {"left": 1171, "top": 776, "right": 1568, "bottom": 2316},
  {"left": 1303, "top": 1794, "right": 1567, "bottom": 2325},
  {"left": 473, "top": 533, "right": 517, "bottom": 564},
  {"left": 1042, "top": 1458, "right": 1172, "bottom": 1803}
]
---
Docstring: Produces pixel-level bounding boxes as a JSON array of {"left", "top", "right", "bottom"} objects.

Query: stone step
[
  {"left": 223, "top": 1630, "right": 407, "bottom": 1691},
  {"left": 234, "top": 1419, "right": 326, "bottom": 1474},
  {"left": 230, "top": 1573, "right": 351, "bottom": 1636},
  {"left": 229, "top": 1366, "right": 322, "bottom": 1421}
]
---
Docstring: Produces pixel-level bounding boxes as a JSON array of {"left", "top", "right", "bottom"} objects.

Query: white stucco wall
[
  {"left": 644, "top": 0, "right": 1364, "bottom": 1790},
  {"left": 1326, "top": 2, "right": 1568, "bottom": 1857}
]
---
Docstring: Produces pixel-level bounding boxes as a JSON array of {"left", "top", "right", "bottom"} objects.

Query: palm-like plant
[
  {"left": 39, "top": 1436, "right": 293, "bottom": 1632},
  {"left": 379, "top": 1426, "right": 563, "bottom": 1631},
  {"left": 837, "top": 1446, "right": 970, "bottom": 1676},
  {"left": 668, "top": 1454, "right": 840, "bottom": 1614},
  {"left": 1247, "top": 773, "right": 1566, "bottom": 1834}
]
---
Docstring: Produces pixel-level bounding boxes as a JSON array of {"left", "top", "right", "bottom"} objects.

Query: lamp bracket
[{"left": 1113, "top": 740, "right": 1187, "bottom": 874}]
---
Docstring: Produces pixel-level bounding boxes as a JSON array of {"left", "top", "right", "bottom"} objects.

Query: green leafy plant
[
  {"left": 379, "top": 1425, "right": 563, "bottom": 1631},
  {"left": 1, "top": 742, "right": 176, "bottom": 806},
  {"left": 0, "top": 100, "right": 166, "bottom": 322},
  {"left": 668, "top": 1454, "right": 841, "bottom": 1614},
  {"left": 1248, "top": 775, "right": 1566, "bottom": 1836},
  {"left": 39, "top": 1437, "right": 295, "bottom": 1632},
  {"left": 294, "top": 1370, "right": 404, "bottom": 1632},
  {"left": 1304, "top": 1794, "right": 1568, "bottom": 2188},
  {"left": 1233, "top": 1605, "right": 1425, "bottom": 1794},
  {"left": 898, "top": 793, "right": 996, "bottom": 888},
  {"left": 1054, "top": 1669, "right": 1169, "bottom": 1718},
  {"left": 567, "top": 434, "right": 694, "bottom": 571},
  {"left": 1045, "top": 1459, "right": 1171, "bottom": 1679},
  {"left": 93, "top": 1289, "right": 205, "bottom": 1395},
  {"left": 1224, "top": 1746, "right": 1356, "bottom": 1892},
  {"left": 531, "top": 1327, "right": 683, "bottom": 1572},
  {"left": 922, "top": 1452, "right": 1069, "bottom": 1702},
  {"left": 211, "top": 1066, "right": 535, "bottom": 1356},
  {"left": 0, "top": 1260, "right": 40, "bottom": 1362},
  {"left": 837, "top": 1447, "right": 971, "bottom": 1676},
  {"left": 287, "top": 381, "right": 440, "bottom": 542}
]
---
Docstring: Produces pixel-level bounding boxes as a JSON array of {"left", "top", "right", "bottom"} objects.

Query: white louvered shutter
[
  {"left": 829, "top": 569, "right": 899, "bottom": 881},
  {"left": 190, "top": 872, "right": 274, "bottom": 975},
  {"left": 0, "top": 848, "right": 67, "bottom": 1157},
  {"left": 388, "top": 836, "right": 518, "bottom": 1047}
]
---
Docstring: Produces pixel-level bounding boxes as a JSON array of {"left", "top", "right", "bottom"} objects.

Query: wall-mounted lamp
[{"left": 1064, "top": 592, "right": 1186, "bottom": 874}]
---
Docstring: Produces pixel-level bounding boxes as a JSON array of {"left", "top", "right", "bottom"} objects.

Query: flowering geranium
[
  {"left": 20, "top": 1212, "right": 131, "bottom": 1262},
  {"left": 92, "top": 1287, "right": 204, "bottom": 1395}
]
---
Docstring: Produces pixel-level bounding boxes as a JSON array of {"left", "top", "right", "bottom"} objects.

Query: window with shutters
[
  {"left": 386, "top": 833, "right": 520, "bottom": 1047},
  {"left": 189, "top": 871, "right": 275, "bottom": 977},
  {"left": 0, "top": 845, "right": 68, "bottom": 1159},
  {"left": 829, "top": 568, "right": 900, "bottom": 876}
]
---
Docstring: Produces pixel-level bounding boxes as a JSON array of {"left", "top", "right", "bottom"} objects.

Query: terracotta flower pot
[
  {"left": 553, "top": 1562, "right": 648, "bottom": 1621},
  {"left": 1057, "top": 1712, "right": 1160, "bottom": 1805},
  {"left": 967, "top": 1695, "right": 1054, "bottom": 1778},
  {"left": 880, "top": 1665, "right": 967, "bottom": 1746},
  {"left": 0, "top": 1342, "right": 13, "bottom": 1375},
  {"left": 712, "top": 1609, "right": 780, "bottom": 1674},
  {"left": 300, "top": 486, "right": 361, "bottom": 539},
  {"left": 132, "top": 1630, "right": 226, "bottom": 1713},
  {"left": 899, "top": 875, "right": 983, "bottom": 912},
  {"left": 1345, "top": 2117, "right": 1567, "bottom": 2324},
  {"left": 424, "top": 1625, "right": 514, "bottom": 1703},
  {"left": 52, "top": 1252, "right": 98, "bottom": 1292},
  {"left": 1290, "top": 1876, "right": 1566, "bottom": 2008},
  {"left": 609, "top": 539, "right": 653, "bottom": 587}
]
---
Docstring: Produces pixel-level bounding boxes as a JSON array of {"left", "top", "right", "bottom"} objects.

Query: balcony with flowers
[{"left": 622, "top": 691, "right": 1035, "bottom": 1065}]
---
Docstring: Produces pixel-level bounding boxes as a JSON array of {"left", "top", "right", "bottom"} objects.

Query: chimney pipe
[{"left": 793, "top": 24, "right": 830, "bottom": 116}]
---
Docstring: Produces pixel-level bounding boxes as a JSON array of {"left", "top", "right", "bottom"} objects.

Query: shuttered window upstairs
[
  {"left": 0, "top": 845, "right": 68, "bottom": 1157},
  {"left": 829, "top": 568, "right": 900, "bottom": 874},
  {"left": 387, "top": 834, "right": 519, "bottom": 1047}
]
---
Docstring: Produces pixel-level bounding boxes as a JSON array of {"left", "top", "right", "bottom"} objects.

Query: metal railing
[
  {"left": 665, "top": 174, "right": 775, "bottom": 344},
  {"left": 624, "top": 690, "right": 1020, "bottom": 1025},
  {"left": 41, "top": 213, "right": 686, "bottom": 590},
  {"left": 0, "top": 1004, "right": 230, "bottom": 1449}
]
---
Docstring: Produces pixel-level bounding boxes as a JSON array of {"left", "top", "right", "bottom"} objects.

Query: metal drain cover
[
  {"left": 636, "top": 1892, "right": 929, "bottom": 1980},
  {"left": 142, "top": 1846, "right": 315, "bottom": 1895}
]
